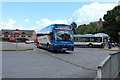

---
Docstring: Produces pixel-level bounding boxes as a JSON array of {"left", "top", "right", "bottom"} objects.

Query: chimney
[{"left": 98, "top": 18, "right": 103, "bottom": 26}]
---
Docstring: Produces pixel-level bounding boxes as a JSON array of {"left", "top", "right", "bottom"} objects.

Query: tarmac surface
[
  {"left": 1, "top": 41, "right": 118, "bottom": 78},
  {"left": 1, "top": 41, "right": 35, "bottom": 51},
  {"left": 0, "top": 41, "right": 119, "bottom": 51}
]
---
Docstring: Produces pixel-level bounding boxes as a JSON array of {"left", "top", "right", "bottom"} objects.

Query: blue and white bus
[
  {"left": 74, "top": 33, "right": 110, "bottom": 48},
  {"left": 36, "top": 24, "right": 74, "bottom": 52}
]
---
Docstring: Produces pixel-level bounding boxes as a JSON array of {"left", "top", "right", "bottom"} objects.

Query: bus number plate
[{"left": 62, "top": 48, "right": 67, "bottom": 50}]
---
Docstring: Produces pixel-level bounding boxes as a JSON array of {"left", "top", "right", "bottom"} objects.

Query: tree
[
  {"left": 103, "top": 6, "right": 120, "bottom": 42},
  {"left": 77, "top": 21, "right": 103, "bottom": 34},
  {"left": 77, "top": 24, "right": 88, "bottom": 34},
  {"left": 71, "top": 22, "right": 77, "bottom": 34},
  {"left": 71, "top": 22, "right": 77, "bottom": 28}
]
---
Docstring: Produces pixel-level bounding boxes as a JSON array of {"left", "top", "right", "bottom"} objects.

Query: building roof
[
  {"left": 1, "top": 29, "right": 35, "bottom": 35},
  {"left": 118, "top": 1, "right": 120, "bottom": 6},
  {"left": 0, "top": 31, "right": 2, "bottom": 35}
]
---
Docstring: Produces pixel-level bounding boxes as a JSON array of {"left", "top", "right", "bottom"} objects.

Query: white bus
[{"left": 74, "top": 33, "right": 109, "bottom": 48}]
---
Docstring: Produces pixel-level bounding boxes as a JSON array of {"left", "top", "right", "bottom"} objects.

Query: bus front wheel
[
  {"left": 46, "top": 43, "right": 50, "bottom": 49},
  {"left": 88, "top": 44, "right": 93, "bottom": 48},
  {"left": 63, "top": 50, "right": 66, "bottom": 52}
]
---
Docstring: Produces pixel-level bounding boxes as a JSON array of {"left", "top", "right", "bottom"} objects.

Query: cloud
[
  {"left": 36, "top": 21, "right": 40, "bottom": 24},
  {"left": 1, "top": 2, "right": 117, "bottom": 32},
  {"left": 72, "top": 2, "right": 117, "bottom": 25},
  {"left": 35, "top": 2, "right": 117, "bottom": 31},
  {"left": 24, "top": 19, "right": 29, "bottom": 23},
  {"left": 0, "top": 18, "right": 16, "bottom": 30},
  {"left": 35, "top": 18, "right": 68, "bottom": 32},
  {"left": 8, "top": 19, "right": 16, "bottom": 25}
]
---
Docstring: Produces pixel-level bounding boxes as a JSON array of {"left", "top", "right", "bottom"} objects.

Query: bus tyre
[
  {"left": 37, "top": 45, "right": 39, "bottom": 48},
  {"left": 37, "top": 42, "right": 39, "bottom": 48},
  {"left": 88, "top": 44, "right": 93, "bottom": 48},
  {"left": 63, "top": 50, "right": 66, "bottom": 52}
]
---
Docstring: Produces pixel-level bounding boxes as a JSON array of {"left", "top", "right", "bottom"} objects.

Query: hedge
[
  {"left": 0, "top": 37, "right": 9, "bottom": 41},
  {"left": 0, "top": 37, "right": 28, "bottom": 42},
  {"left": 16, "top": 38, "right": 28, "bottom": 42}
]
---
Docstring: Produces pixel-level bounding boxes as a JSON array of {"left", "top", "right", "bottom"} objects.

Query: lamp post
[
  {"left": 118, "top": 32, "right": 120, "bottom": 52},
  {"left": 118, "top": 32, "right": 120, "bottom": 43},
  {"left": 14, "top": 29, "right": 20, "bottom": 50}
]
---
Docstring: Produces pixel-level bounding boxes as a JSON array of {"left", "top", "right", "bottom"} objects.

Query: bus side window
[
  {"left": 74, "top": 37, "right": 79, "bottom": 42},
  {"left": 90, "top": 37, "right": 94, "bottom": 42},
  {"left": 49, "top": 32, "right": 54, "bottom": 40},
  {"left": 98, "top": 38, "right": 102, "bottom": 42},
  {"left": 85, "top": 37, "right": 89, "bottom": 42},
  {"left": 51, "top": 36, "right": 54, "bottom": 40},
  {"left": 74, "top": 37, "right": 77, "bottom": 42},
  {"left": 88, "top": 37, "right": 90, "bottom": 42},
  {"left": 50, "top": 32, "right": 53, "bottom": 36},
  {"left": 77, "top": 37, "right": 79, "bottom": 42}
]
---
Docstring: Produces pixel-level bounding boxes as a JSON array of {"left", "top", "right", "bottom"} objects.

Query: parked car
[
  {"left": 9, "top": 38, "right": 19, "bottom": 42},
  {"left": 25, "top": 40, "right": 34, "bottom": 44}
]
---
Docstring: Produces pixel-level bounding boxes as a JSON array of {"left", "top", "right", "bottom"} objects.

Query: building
[
  {"left": 98, "top": 18, "right": 103, "bottom": 26},
  {"left": 0, "top": 29, "right": 36, "bottom": 41},
  {"left": 118, "top": 1, "right": 120, "bottom": 6}
]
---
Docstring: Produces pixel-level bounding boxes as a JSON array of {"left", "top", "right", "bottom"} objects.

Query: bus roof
[
  {"left": 51, "top": 24, "right": 71, "bottom": 26},
  {"left": 74, "top": 33, "right": 109, "bottom": 37},
  {"left": 37, "top": 24, "right": 71, "bottom": 34},
  {"left": 74, "top": 34, "right": 95, "bottom": 37}
]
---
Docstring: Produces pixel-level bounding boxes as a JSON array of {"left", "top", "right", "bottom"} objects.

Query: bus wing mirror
[{"left": 50, "top": 32, "right": 53, "bottom": 35}]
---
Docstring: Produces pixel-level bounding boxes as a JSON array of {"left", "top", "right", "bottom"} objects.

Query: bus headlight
[{"left": 53, "top": 44, "right": 58, "bottom": 46}]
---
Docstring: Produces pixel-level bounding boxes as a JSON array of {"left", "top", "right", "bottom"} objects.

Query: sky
[{"left": 0, "top": 1, "right": 118, "bottom": 32}]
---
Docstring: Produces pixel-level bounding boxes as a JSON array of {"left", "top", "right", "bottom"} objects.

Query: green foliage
[
  {"left": 77, "top": 24, "right": 88, "bottom": 34},
  {"left": 103, "top": 6, "right": 120, "bottom": 42},
  {"left": 115, "top": 15, "right": 120, "bottom": 22},
  {"left": 77, "top": 22, "right": 102, "bottom": 34},
  {"left": 76, "top": 5, "right": 120, "bottom": 42},
  {"left": 118, "top": 43, "right": 120, "bottom": 47},
  {"left": 0, "top": 37, "right": 28, "bottom": 42},
  {"left": 71, "top": 22, "right": 77, "bottom": 28},
  {"left": 71, "top": 21, "right": 78, "bottom": 34},
  {"left": 71, "top": 6, "right": 120, "bottom": 43},
  {"left": 115, "top": 43, "right": 120, "bottom": 47},
  {"left": 16, "top": 38, "right": 28, "bottom": 42},
  {"left": 0, "top": 37, "right": 9, "bottom": 41}
]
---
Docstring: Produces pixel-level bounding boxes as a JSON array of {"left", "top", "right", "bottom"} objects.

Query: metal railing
[{"left": 96, "top": 52, "right": 120, "bottom": 79}]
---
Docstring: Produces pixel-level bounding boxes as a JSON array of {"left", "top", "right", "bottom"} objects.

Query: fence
[{"left": 96, "top": 51, "right": 120, "bottom": 79}]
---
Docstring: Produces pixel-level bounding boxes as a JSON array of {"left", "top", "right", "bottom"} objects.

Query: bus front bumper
[{"left": 52, "top": 44, "right": 74, "bottom": 51}]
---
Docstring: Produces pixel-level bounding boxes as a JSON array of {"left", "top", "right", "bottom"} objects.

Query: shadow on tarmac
[{"left": 37, "top": 47, "right": 72, "bottom": 54}]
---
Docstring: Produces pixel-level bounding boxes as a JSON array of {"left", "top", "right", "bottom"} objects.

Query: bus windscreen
[{"left": 55, "top": 30, "right": 73, "bottom": 41}]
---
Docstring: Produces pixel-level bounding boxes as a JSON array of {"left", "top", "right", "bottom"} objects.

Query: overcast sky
[{"left": 1, "top": 1, "right": 118, "bottom": 31}]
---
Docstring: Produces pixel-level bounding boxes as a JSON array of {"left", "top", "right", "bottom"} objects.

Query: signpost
[
  {"left": 14, "top": 29, "right": 20, "bottom": 50},
  {"left": 14, "top": 29, "right": 20, "bottom": 35}
]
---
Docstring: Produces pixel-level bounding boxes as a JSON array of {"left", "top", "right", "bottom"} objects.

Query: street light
[
  {"left": 118, "top": 32, "right": 120, "bottom": 52},
  {"left": 118, "top": 32, "right": 120, "bottom": 43},
  {"left": 14, "top": 29, "right": 20, "bottom": 51}
]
